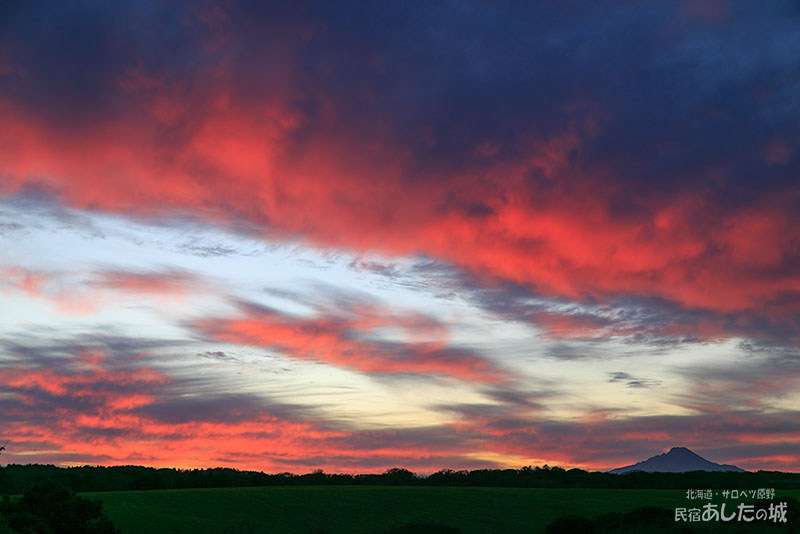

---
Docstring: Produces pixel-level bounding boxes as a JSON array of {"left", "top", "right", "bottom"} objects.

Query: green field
[{"left": 84, "top": 486, "right": 800, "bottom": 533}]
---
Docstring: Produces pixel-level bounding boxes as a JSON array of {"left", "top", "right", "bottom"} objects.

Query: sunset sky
[{"left": 1, "top": 1, "right": 799, "bottom": 473}]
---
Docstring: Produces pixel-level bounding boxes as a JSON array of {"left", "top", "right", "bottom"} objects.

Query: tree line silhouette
[{"left": 0, "top": 464, "right": 797, "bottom": 494}]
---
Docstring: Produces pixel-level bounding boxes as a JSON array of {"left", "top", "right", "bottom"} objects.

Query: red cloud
[
  {"left": 2, "top": 86, "right": 796, "bottom": 321},
  {"left": 0, "top": 343, "right": 490, "bottom": 472},
  {"left": 1, "top": 266, "right": 49, "bottom": 295},
  {"left": 195, "top": 304, "right": 506, "bottom": 383},
  {"left": 532, "top": 311, "right": 611, "bottom": 340},
  {"left": 0, "top": 265, "right": 204, "bottom": 313},
  {"left": 91, "top": 269, "right": 199, "bottom": 296}
]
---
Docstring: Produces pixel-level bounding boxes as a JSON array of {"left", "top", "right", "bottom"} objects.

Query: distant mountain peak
[{"left": 610, "top": 447, "right": 745, "bottom": 474}]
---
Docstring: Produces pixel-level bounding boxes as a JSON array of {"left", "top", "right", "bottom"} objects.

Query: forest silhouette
[{"left": 0, "top": 464, "right": 798, "bottom": 494}]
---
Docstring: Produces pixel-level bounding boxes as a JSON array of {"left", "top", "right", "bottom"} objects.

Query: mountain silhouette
[{"left": 609, "top": 447, "right": 745, "bottom": 473}]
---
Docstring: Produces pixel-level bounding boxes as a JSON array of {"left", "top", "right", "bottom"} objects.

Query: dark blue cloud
[{"left": 2, "top": 0, "right": 796, "bottom": 192}]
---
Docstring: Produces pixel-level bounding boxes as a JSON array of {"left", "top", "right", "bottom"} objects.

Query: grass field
[{"left": 87, "top": 486, "right": 800, "bottom": 534}]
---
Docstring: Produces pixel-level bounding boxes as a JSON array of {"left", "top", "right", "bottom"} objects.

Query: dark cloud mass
[{"left": 1, "top": 0, "right": 797, "bottom": 317}]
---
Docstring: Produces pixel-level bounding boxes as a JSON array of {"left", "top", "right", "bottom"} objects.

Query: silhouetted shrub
[
  {"left": 382, "top": 468, "right": 418, "bottom": 486},
  {"left": 0, "top": 479, "right": 118, "bottom": 534}
]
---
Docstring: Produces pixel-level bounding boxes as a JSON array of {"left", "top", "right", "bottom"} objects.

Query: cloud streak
[{"left": 195, "top": 301, "right": 507, "bottom": 384}]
